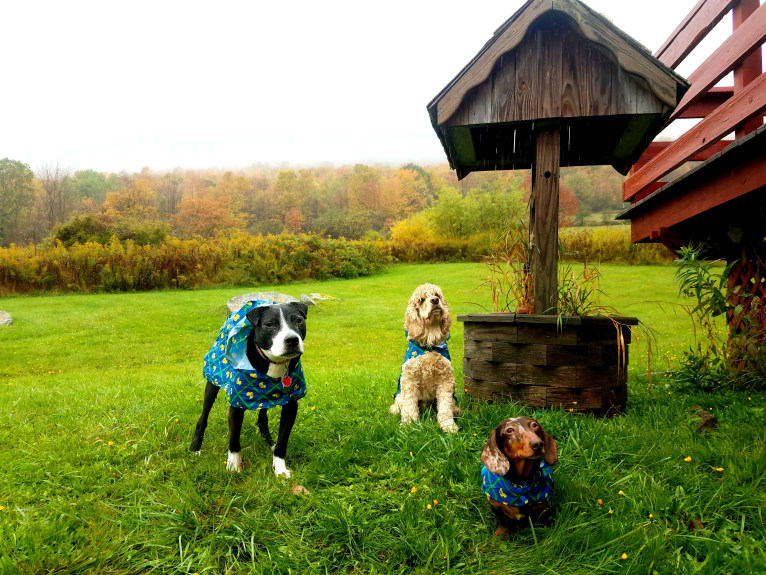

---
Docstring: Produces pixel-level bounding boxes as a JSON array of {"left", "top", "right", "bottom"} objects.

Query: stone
[
  {"left": 309, "top": 292, "right": 334, "bottom": 301},
  {"left": 0, "top": 311, "right": 11, "bottom": 326},
  {"left": 300, "top": 294, "right": 316, "bottom": 306},
  {"left": 227, "top": 292, "right": 298, "bottom": 313}
]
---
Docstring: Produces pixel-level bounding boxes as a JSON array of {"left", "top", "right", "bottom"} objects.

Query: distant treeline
[
  {"left": 0, "top": 158, "right": 628, "bottom": 248},
  {"left": 0, "top": 229, "right": 672, "bottom": 295}
]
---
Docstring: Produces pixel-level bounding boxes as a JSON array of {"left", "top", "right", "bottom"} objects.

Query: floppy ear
[
  {"left": 288, "top": 302, "right": 308, "bottom": 318},
  {"left": 439, "top": 293, "right": 452, "bottom": 337},
  {"left": 245, "top": 306, "right": 266, "bottom": 327},
  {"left": 540, "top": 425, "right": 558, "bottom": 465},
  {"left": 482, "top": 426, "right": 510, "bottom": 476},
  {"left": 403, "top": 296, "right": 424, "bottom": 341}
]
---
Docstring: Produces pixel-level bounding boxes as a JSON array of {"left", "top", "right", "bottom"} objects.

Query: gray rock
[
  {"left": 0, "top": 311, "right": 11, "bottom": 326},
  {"left": 227, "top": 292, "right": 298, "bottom": 313},
  {"left": 309, "top": 292, "right": 334, "bottom": 301},
  {"left": 300, "top": 294, "right": 316, "bottom": 306}
]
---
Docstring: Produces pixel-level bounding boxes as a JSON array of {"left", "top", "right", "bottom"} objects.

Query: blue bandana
[
  {"left": 481, "top": 460, "right": 554, "bottom": 507},
  {"left": 203, "top": 300, "right": 307, "bottom": 410},
  {"left": 395, "top": 331, "right": 451, "bottom": 398}
]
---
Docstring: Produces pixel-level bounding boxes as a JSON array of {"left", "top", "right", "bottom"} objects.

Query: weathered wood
[
  {"left": 459, "top": 313, "right": 639, "bottom": 325},
  {"left": 624, "top": 71, "right": 766, "bottom": 200},
  {"left": 514, "top": 28, "right": 542, "bottom": 121},
  {"left": 431, "top": 0, "right": 684, "bottom": 125},
  {"left": 530, "top": 127, "right": 560, "bottom": 314},
  {"left": 492, "top": 52, "right": 516, "bottom": 123},
  {"left": 463, "top": 377, "right": 627, "bottom": 412}
]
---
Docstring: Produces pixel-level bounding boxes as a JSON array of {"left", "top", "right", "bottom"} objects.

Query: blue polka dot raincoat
[{"left": 203, "top": 300, "right": 306, "bottom": 410}]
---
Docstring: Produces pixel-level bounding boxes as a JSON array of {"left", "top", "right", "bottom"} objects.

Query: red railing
[{"left": 623, "top": 0, "right": 765, "bottom": 204}]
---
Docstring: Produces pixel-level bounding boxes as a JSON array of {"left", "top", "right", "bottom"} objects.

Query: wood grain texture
[
  {"left": 530, "top": 128, "right": 561, "bottom": 315},
  {"left": 514, "top": 28, "right": 542, "bottom": 121},
  {"left": 433, "top": 0, "right": 683, "bottom": 125}
]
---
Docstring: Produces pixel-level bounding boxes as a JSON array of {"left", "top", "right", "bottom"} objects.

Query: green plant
[
  {"left": 477, "top": 225, "right": 532, "bottom": 313},
  {"left": 672, "top": 246, "right": 766, "bottom": 390}
]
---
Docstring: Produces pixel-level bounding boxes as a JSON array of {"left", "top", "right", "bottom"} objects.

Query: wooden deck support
[{"left": 530, "top": 127, "right": 561, "bottom": 314}]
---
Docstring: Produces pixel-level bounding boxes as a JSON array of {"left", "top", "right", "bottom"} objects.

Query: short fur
[
  {"left": 190, "top": 302, "right": 308, "bottom": 478},
  {"left": 389, "top": 283, "right": 460, "bottom": 433},
  {"left": 482, "top": 417, "right": 558, "bottom": 536}
]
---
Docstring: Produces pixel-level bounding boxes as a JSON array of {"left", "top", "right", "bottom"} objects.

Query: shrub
[{"left": 0, "top": 233, "right": 390, "bottom": 295}]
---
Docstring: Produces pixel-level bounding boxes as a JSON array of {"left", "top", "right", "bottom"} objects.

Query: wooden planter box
[{"left": 459, "top": 314, "right": 639, "bottom": 415}]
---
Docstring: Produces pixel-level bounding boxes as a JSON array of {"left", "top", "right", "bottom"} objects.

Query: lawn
[{"left": 1, "top": 263, "right": 764, "bottom": 574}]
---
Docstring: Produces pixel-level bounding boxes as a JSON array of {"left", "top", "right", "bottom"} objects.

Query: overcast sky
[{"left": 1, "top": 0, "right": 759, "bottom": 173}]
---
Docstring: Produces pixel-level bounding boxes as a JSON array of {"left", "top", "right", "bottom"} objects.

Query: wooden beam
[
  {"left": 631, "top": 139, "right": 734, "bottom": 172},
  {"left": 530, "top": 128, "right": 560, "bottom": 315},
  {"left": 678, "top": 86, "right": 733, "bottom": 118},
  {"left": 629, "top": 151, "right": 766, "bottom": 243},
  {"left": 655, "top": 0, "right": 736, "bottom": 69},
  {"left": 624, "top": 71, "right": 766, "bottom": 200},
  {"left": 733, "top": 0, "right": 764, "bottom": 138},
  {"left": 668, "top": 1, "right": 766, "bottom": 123}
]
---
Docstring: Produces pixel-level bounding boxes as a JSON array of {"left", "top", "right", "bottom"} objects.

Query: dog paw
[
  {"left": 192, "top": 450, "right": 201, "bottom": 456},
  {"left": 226, "top": 450, "right": 243, "bottom": 472},
  {"left": 440, "top": 421, "right": 459, "bottom": 433},
  {"left": 273, "top": 456, "right": 291, "bottom": 478},
  {"left": 388, "top": 403, "right": 400, "bottom": 415}
]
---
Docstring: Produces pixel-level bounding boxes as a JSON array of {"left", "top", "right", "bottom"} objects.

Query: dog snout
[
  {"left": 285, "top": 335, "right": 300, "bottom": 348},
  {"left": 530, "top": 437, "right": 543, "bottom": 452},
  {"left": 431, "top": 297, "right": 440, "bottom": 305}
]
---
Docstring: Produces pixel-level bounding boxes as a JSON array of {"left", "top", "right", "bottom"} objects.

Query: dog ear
[
  {"left": 540, "top": 424, "right": 558, "bottom": 465},
  {"left": 287, "top": 302, "right": 308, "bottom": 318},
  {"left": 404, "top": 296, "right": 424, "bottom": 341},
  {"left": 482, "top": 425, "right": 510, "bottom": 476},
  {"left": 245, "top": 306, "right": 266, "bottom": 327}
]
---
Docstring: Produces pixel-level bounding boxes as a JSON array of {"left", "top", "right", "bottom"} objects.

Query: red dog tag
[{"left": 282, "top": 376, "right": 292, "bottom": 388}]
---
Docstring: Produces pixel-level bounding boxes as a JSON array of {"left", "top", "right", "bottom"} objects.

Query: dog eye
[
  {"left": 419, "top": 298, "right": 425, "bottom": 304},
  {"left": 293, "top": 316, "right": 304, "bottom": 324},
  {"left": 530, "top": 422, "right": 538, "bottom": 429}
]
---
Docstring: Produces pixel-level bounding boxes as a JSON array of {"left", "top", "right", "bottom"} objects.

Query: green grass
[{"left": 1, "top": 263, "right": 764, "bottom": 574}]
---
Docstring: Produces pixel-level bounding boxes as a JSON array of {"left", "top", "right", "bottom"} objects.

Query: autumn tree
[
  {"left": 0, "top": 158, "right": 35, "bottom": 245},
  {"left": 38, "top": 164, "right": 72, "bottom": 232},
  {"left": 174, "top": 192, "right": 238, "bottom": 238}
]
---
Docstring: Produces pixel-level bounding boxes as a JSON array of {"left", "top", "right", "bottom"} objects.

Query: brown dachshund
[{"left": 481, "top": 417, "right": 558, "bottom": 536}]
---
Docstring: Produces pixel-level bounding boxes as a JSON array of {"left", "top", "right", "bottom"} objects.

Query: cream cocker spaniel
[{"left": 389, "top": 283, "right": 459, "bottom": 433}]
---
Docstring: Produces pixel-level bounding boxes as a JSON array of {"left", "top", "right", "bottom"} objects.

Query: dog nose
[
  {"left": 285, "top": 335, "right": 299, "bottom": 347},
  {"left": 431, "top": 297, "right": 440, "bottom": 305},
  {"left": 531, "top": 438, "right": 543, "bottom": 452}
]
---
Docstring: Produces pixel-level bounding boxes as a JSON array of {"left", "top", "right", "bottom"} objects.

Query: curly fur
[{"left": 390, "top": 284, "right": 459, "bottom": 433}]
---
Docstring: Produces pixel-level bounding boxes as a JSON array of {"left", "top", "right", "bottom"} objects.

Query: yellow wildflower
[
  {"left": 618, "top": 490, "right": 625, "bottom": 496},
  {"left": 427, "top": 504, "right": 432, "bottom": 510},
  {"left": 0, "top": 506, "right": 5, "bottom": 511},
  {"left": 433, "top": 499, "right": 438, "bottom": 506},
  {"left": 311, "top": 406, "right": 316, "bottom": 411},
  {"left": 716, "top": 467, "right": 724, "bottom": 472},
  {"left": 107, "top": 441, "right": 115, "bottom": 447},
  {"left": 608, "top": 509, "right": 613, "bottom": 515},
  {"left": 174, "top": 418, "right": 179, "bottom": 423},
  {"left": 620, "top": 553, "right": 628, "bottom": 560},
  {"left": 597, "top": 499, "right": 603, "bottom": 505},
  {"left": 684, "top": 456, "right": 692, "bottom": 463},
  {"left": 649, "top": 513, "right": 654, "bottom": 519},
  {"left": 410, "top": 487, "right": 418, "bottom": 494}
]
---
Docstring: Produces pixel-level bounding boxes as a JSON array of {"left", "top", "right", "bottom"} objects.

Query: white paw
[
  {"left": 226, "top": 450, "right": 243, "bottom": 472},
  {"left": 440, "top": 421, "right": 459, "bottom": 433},
  {"left": 389, "top": 403, "right": 400, "bottom": 415},
  {"left": 192, "top": 451, "right": 201, "bottom": 456},
  {"left": 273, "top": 456, "right": 291, "bottom": 478}
]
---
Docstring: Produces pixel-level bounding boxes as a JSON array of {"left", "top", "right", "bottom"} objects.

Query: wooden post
[{"left": 530, "top": 127, "right": 560, "bottom": 315}]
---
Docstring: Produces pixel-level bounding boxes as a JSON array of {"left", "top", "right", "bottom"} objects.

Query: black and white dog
[{"left": 190, "top": 302, "right": 308, "bottom": 478}]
